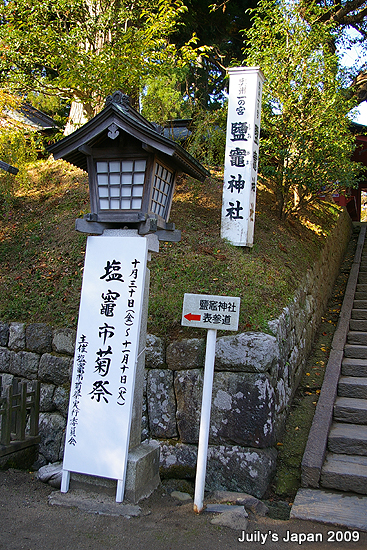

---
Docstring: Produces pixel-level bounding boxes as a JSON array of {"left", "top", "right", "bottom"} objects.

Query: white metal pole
[{"left": 193, "top": 328, "right": 217, "bottom": 514}]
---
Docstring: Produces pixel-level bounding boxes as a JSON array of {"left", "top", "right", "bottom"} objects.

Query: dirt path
[{"left": 1, "top": 469, "right": 367, "bottom": 550}]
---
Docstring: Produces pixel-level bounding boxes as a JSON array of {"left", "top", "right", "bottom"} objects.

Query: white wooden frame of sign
[
  {"left": 221, "top": 67, "right": 265, "bottom": 247},
  {"left": 61, "top": 236, "right": 148, "bottom": 503}
]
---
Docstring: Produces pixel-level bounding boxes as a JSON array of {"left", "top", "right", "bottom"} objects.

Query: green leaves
[
  {"left": 0, "top": 0, "right": 201, "bottom": 113},
  {"left": 244, "top": 0, "right": 363, "bottom": 218}
]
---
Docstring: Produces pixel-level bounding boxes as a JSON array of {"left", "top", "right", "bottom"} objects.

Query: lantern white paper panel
[
  {"left": 63, "top": 236, "right": 148, "bottom": 481},
  {"left": 221, "top": 67, "right": 264, "bottom": 247}
]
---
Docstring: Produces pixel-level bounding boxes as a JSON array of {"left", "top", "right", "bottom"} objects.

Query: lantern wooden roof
[{"left": 48, "top": 92, "right": 209, "bottom": 182}]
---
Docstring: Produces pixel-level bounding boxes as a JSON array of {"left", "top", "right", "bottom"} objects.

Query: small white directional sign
[{"left": 181, "top": 293, "right": 240, "bottom": 331}]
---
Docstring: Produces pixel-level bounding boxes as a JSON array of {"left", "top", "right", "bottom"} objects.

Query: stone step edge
[
  {"left": 320, "top": 454, "right": 367, "bottom": 494},
  {"left": 291, "top": 488, "right": 367, "bottom": 530},
  {"left": 301, "top": 225, "right": 367, "bottom": 489}
]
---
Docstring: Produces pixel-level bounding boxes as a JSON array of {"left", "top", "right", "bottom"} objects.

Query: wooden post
[
  {"left": 19, "top": 381, "right": 27, "bottom": 441},
  {"left": 0, "top": 385, "right": 12, "bottom": 445},
  {"left": 29, "top": 381, "right": 40, "bottom": 437}
]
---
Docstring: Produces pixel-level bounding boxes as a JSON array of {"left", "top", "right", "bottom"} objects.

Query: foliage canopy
[
  {"left": 245, "top": 0, "right": 363, "bottom": 218},
  {"left": 0, "top": 91, "right": 37, "bottom": 205},
  {"left": 0, "top": 0, "right": 205, "bottom": 116}
]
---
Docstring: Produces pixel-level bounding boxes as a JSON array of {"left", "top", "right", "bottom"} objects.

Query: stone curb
[{"left": 301, "top": 224, "right": 367, "bottom": 488}]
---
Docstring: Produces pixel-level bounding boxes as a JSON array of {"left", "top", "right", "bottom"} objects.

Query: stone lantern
[
  {"left": 49, "top": 91, "right": 209, "bottom": 240},
  {"left": 48, "top": 92, "right": 209, "bottom": 503}
]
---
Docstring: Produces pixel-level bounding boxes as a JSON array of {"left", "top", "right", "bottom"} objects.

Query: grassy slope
[{"left": 0, "top": 158, "right": 341, "bottom": 340}]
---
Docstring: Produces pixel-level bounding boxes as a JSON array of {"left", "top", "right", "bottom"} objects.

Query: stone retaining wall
[{"left": 0, "top": 209, "right": 352, "bottom": 497}]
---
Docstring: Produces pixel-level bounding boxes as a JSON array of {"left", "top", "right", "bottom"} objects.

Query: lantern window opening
[
  {"left": 96, "top": 159, "right": 147, "bottom": 211},
  {"left": 150, "top": 162, "right": 174, "bottom": 218}
]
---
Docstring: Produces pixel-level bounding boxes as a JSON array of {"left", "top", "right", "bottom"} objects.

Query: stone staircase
[{"left": 320, "top": 240, "right": 367, "bottom": 494}]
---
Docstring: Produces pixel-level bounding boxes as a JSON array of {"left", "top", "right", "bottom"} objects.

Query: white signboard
[
  {"left": 221, "top": 67, "right": 264, "bottom": 247},
  {"left": 63, "top": 236, "right": 147, "bottom": 484},
  {"left": 181, "top": 293, "right": 240, "bottom": 331}
]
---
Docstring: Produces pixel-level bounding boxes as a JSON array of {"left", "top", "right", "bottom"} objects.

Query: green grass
[{"left": 0, "top": 159, "right": 341, "bottom": 338}]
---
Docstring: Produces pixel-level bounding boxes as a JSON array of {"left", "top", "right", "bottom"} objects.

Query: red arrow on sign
[{"left": 184, "top": 313, "right": 201, "bottom": 322}]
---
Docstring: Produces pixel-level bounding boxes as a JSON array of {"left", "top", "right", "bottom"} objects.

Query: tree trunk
[{"left": 63, "top": 101, "right": 89, "bottom": 136}]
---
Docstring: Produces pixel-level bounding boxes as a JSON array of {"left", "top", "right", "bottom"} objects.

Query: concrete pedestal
[
  {"left": 125, "top": 440, "right": 160, "bottom": 503},
  {"left": 69, "top": 440, "right": 160, "bottom": 504}
]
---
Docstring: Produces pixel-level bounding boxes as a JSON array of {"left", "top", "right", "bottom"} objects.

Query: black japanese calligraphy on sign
[
  {"left": 253, "top": 151, "right": 258, "bottom": 171},
  {"left": 92, "top": 280, "right": 117, "bottom": 402},
  {"left": 68, "top": 334, "right": 88, "bottom": 446},
  {"left": 199, "top": 300, "right": 237, "bottom": 312},
  {"left": 98, "top": 323, "right": 115, "bottom": 345},
  {"left": 227, "top": 174, "right": 245, "bottom": 193},
  {"left": 100, "top": 289, "right": 120, "bottom": 317},
  {"left": 226, "top": 200, "right": 244, "bottom": 220},
  {"left": 199, "top": 299, "right": 237, "bottom": 325},
  {"left": 117, "top": 258, "right": 140, "bottom": 406},
  {"left": 231, "top": 122, "right": 249, "bottom": 142},
  {"left": 229, "top": 147, "right": 248, "bottom": 167},
  {"left": 238, "top": 77, "right": 246, "bottom": 97},
  {"left": 235, "top": 96, "right": 246, "bottom": 115},
  {"left": 100, "top": 260, "right": 124, "bottom": 283},
  {"left": 254, "top": 124, "right": 259, "bottom": 145},
  {"left": 89, "top": 380, "right": 112, "bottom": 403},
  {"left": 94, "top": 346, "right": 112, "bottom": 377},
  {"left": 202, "top": 313, "right": 232, "bottom": 326}
]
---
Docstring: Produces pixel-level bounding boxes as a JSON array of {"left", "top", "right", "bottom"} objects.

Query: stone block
[
  {"left": 215, "top": 332, "right": 279, "bottom": 373},
  {"left": 275, "top": 378, "right": 287, "bottom": 414},
  {"left": 52, "top": 328, "right": 76, "bottom": 356},
  {"left": 210, "top": 372, "right": 276, "bottom": 447},
  {"left": 147, "top": 369, "right": 177, "bottom": 439},
  {"left": 294, "top": 309, "right": 307, "bottom": 341},
  {"left": 0, "top": 323, "right": 9, "bottom": 347},
  {"left": 166, "top": 338, "right": 205, "bottom": 370},
  {"left": 10, "top": 351, "right": 39, "bottom": 379},
  {"left": 58, "top": 430, "right": 66, "bottom": 462},
  {"left": 8, "top": 322, "right": 25, "bottom": 351},
  {"left": 40, "top": 383, "right": 56, "bottom": 412},
  {"left": 38, "top": 412, "right": 66, "bottom": 463},
  {"left": 124, "top": 441, "right": 161, "bottom": 503},
  {"left": 141, "top": 395, "right": 149, "bottom": 442},
  {"left": 174, "top": 369, "right": 276, "bottom": 447},
  {"left": 210, "top": 490, "right": 268, "bottom": 516},
  {"left": 145, "top": 334, "right": 165, "bottom": 368},
  {"left": 38, "top": 353, "right": 72, "bottom": 386},
  {"left": 26, "top": 323, "right": 52, "bottom": 354},
  {"left": 157, "top": 441, "right": 276, "bottom": 499},
  {"left": 53, "top": 385, "right": 70, "bottom": 417},
  {"left": 174, "top": 369, "right": 203, "bottom": 443},
  {"left": 210, "top": 508, "right": 249, "bottom": 530},
  {"left": 206, "top": 446, "right": 277, "bottom": 499},
  {"left": 0, "top": 445, "right": 39, "bottom": 470},
  {"left": 68, "top": 442, "right": 160, "bottom": 504},
  {"left": 158, "top": 441, "right": 198, "bottom": 479},
  {"left": 0, "top": 373, "right": 13, "bottom": 387},
  {"left": 0, "top": 347, "right": 14, "bottom": 373}
]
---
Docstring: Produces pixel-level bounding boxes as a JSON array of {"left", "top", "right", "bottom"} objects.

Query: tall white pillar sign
[
  {"left": 61, "top": 235, "right": 148, "bottom": 501},
  {"left": 221, "top": 67, "right": 264, "bottom": 247}
]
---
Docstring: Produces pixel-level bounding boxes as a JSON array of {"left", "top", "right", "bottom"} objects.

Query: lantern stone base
[
  {"left": 69, "top": 440, "right": 160, "bottom": 504},
  {"left": 125, "top": 440, "right": 160, "bottom": 503}
]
